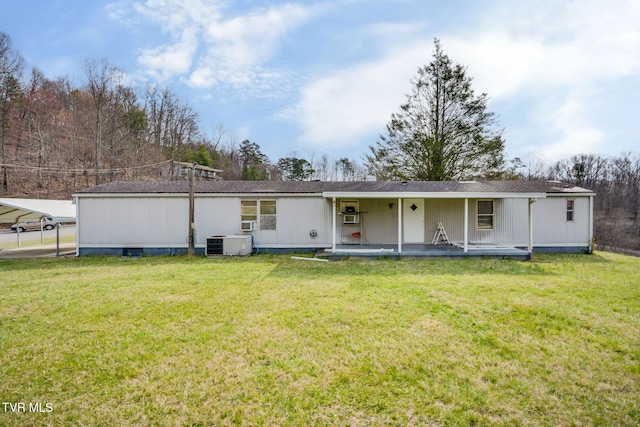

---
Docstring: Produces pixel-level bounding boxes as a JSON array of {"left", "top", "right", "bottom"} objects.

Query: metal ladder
[{"left": 431, "top": 221, "right": 451, "bottom": 245}]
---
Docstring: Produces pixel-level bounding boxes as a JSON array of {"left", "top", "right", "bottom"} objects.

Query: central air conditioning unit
[
  {"left": 207, "top": 235, "right": 252, "bottom": 256},
  {"left": 241, "top": 220, "right": 257, "bottom": 231}
]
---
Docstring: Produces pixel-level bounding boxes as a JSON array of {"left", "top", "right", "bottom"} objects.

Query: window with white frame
[
  {"left": 566, "top": 199, "right": 574, "bottom": 222},
  {"left": 477, "top": 200, "right": 494, "bottom": 230},
  {"left": 241, "top": 200, "right": 277, "bottom": 230}
]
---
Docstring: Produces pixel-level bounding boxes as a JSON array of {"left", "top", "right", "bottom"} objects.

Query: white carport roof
[{"left": 0, "top": 198, "right": 76, "bottom": 223}]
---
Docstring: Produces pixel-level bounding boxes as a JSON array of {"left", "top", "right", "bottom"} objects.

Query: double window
[
  {"left": 477, "top": 200, "right": 494, "bottom": 230},
  {"left": 241, "top": 200, "right": 277, "bottom": 230}
]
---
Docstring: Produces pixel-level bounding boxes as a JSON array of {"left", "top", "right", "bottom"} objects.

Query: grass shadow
[
  {"left": 267, "top": 255, "right": 559, "bottom": 278},
  {"left": 0, "top": 254, "right": 207, "bottom": 272},
  {"left": 532, "top": 252, "right": 611, "bottom": 264},
  {"left": 0, "top": 252, "right": 612, "bottom": 278}
]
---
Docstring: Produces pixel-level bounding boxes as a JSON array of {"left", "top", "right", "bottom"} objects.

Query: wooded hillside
[{"left": 1, "top": 33, "right": 369, "bottom": 199}]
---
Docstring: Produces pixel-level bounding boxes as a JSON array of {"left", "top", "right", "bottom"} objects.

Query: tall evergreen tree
[
  {"left": 239, "top": 140, "right": 269, "bottom": 180},
  {"left": 366, "top": 39, "right": 505, "bottom": 181},
  {"left": 277, "top": 157, "right": 314, "bottom": 181}
]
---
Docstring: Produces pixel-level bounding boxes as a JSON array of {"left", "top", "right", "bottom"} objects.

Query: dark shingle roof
[{"left": 75, "top": 180, "right": 594, "bottom": 195}]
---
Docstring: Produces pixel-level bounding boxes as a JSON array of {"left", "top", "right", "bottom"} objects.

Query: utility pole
[{"left": 188, "top": 162, "right": 196, "bottom": 255}]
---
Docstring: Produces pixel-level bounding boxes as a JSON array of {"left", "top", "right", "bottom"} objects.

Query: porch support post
[
  {"left": 331, "top": 197, "right": 337, "bottom": 253},
  {"left": 528, "top": 198, "right": 535, "bottom": 253},
  {"left": 463, "top": 198, "right": 468, "bottom": 253},
  {"left": 397, "top": 198, "right": 402, "bottom": 254}
]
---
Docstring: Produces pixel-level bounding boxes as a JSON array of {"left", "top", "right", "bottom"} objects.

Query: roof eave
[
  {"left": 74, "top": 192, "right": 324, "bottom": 198},
  {"left": 546, "top": 191, "right": 596, "bottom": 196}
]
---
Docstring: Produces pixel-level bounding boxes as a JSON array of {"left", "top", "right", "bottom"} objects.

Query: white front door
[{"left": 403, "top": 199, "right": 425, "bottom": 243}]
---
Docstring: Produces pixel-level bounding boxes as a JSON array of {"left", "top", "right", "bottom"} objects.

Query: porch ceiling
[{"left": 322, "top": 191, "right": 548, "bottom": 199}]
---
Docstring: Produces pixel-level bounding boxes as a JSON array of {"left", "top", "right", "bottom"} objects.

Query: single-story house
[{"left": 73, "top": 180, "right": 595, "bottom": 258}]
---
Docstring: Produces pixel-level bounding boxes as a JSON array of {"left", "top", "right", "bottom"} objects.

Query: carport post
[
  {"left": 14, "top": 213, "right": 28, "bottom": 248},
  {"left": 56, "top": 222, "right": 60, "bottom": 256}
]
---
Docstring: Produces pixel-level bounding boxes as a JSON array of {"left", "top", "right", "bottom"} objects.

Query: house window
[
  {"left": 241, "top": 200, "right": 276, "bottom": 230},
  {"left": 241, "top": 200, "right": 257, "bottom": 222},
  {"left": 260, "top": 200, "right": 277, "bottom": 230},
  {"left": 566, "top": 199, "right": 574, "bottom": 222},
  {"left": 477, "top": 200, "right": 494, "bottom": 230}
]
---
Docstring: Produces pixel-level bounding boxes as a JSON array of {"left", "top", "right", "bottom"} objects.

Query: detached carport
[{"left": 0, "top": 198, "right": 76, "bottom": 256}]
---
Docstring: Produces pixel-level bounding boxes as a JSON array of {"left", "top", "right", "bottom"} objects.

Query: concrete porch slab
[{"left": 317, "top": 243, "right": 531, "bottom": 260}]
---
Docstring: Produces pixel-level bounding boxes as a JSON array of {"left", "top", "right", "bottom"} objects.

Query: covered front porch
[
  {"left": 318, "top": 243, "right": 531, "bottom": 260},
  {"left": 322, "top": 187, "right": 547, "bottom": 259}
]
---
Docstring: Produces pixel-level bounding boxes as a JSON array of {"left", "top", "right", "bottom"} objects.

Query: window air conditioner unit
[
  {"left": 343, "top": 214, "right": 359, "bottom": 224},
  {"left": 241, "top": 221, "right": 257, "bottom": 231}
]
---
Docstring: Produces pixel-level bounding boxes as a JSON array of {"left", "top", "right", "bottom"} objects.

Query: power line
[{"left": 0, "top": 160, "right": 171, "bottom": 174}]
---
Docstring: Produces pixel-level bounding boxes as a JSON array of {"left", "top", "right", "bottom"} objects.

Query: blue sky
[{"left": 2, "top": 0, "right": 639, "bottom": 165}]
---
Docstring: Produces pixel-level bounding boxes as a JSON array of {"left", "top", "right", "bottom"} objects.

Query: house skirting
[
  {"left": 77, "top": 244, "right": 589, "bottom": 257},
  {"left": 531, "top": 246, "right": 591, "bottom": 254},
  {"left": 78, "top": 247, "right": 206, "bottom": 257},
  {"left": 77, "top": 246, "right": 328, "bottom": 257}
]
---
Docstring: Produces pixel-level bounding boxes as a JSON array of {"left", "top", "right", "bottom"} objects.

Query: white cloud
[
  {"left": 441, "top": 0, "right": 640, "bottom": 161},
  {"left": 138, "top": 29, "right": 199, "bottom": 81},
  {"left": 539, "top": 90, "right": 605, "bottom": 160},
  {"left": 131, "top": 0, "right": 225, "bottom": 33},
  {"left": 291, "top": 40, "right": 431, "bottom": 150},
  {"left": 110, "top": 0, "right": 315, "bottom": 94},
  {"left": 205, "top": 4, "right": 309, "bottom": 66},
  {"left": 188, "top": 3, "right": 312, "bottom": 90},
  {"left": 108, "top": 0, "right": 226, "bottom": 82}
]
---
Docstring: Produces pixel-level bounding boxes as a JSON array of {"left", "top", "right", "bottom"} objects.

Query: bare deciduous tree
[{"left": 0, "top": 32, "right": 24, "bottom": 193}]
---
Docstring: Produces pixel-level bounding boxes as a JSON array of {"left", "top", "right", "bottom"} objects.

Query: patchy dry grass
[
  {"left": 0, "top": 233, "right": 75, "bottom": 250},
  {"left": 0, "top": 252, "right": 639, "bottom": 426}
]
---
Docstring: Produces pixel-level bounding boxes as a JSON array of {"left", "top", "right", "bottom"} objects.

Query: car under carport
[{"left": 0, "top": 198, "right": 76, "bottom": 255}]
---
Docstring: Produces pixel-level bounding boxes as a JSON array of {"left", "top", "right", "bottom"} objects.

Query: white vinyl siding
[
  {"left": 259, "top": 197, "right": 330, "bottom": 246},
  {"left": 205, "top": 197, "right": 329, "bottom": 247},
  {"left": 77, "top": 197, "right": 189, "bottom": 246},
  {"left": 424, "top": 199, "right": 465, "bottom": 242},
  {"left": 533, "top": 197, "right": 590, "bottom": 245}
]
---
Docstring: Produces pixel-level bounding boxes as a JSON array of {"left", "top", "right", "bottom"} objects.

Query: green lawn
[
  {"left": 0, "top": 234, "right": 75, "bottom": 250},
  {"left": 1, "top": 253, "right": 638, "bottom": 426}
]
